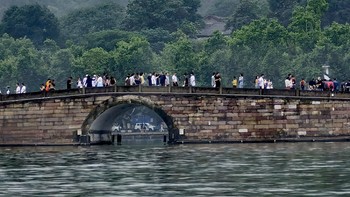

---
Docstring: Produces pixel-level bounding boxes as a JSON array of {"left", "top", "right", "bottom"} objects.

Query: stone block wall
[
  {"left": 164, "top": 96, "right": 350, "bottom": 142},
  {"left": 0, "top": 93, "right": 350, "bottom": 145}
]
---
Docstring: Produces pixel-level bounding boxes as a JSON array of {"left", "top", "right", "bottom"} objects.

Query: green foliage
[
  {"left": 74, "top": 47, "right": 111, "bottom": 76},
  {"left": 323, "top": 0, "right": 350, "bottom": 27},
  {"left": 226, "top": 0, "right": 269, "bottom": 31},
  {"left": 124, "top": 0, "right": 203, "bottom": 35},
  {"left": 0, "top": 0, "right": 129, "bottom": 19},
  {"left": 60, "top": 3, "right": 125, "bottom": 43},
  {"left": 268, "top": 0, "right": 305, "bottom": 26},
  {"left": 140, "top": 28, "right": 174, "bottom": 52},
  {"left": 111, "top": 36, "right": 154, "bottom": 82},
  {"left": 158, "top": 35, "right": 199, "bottom": 77},
  {"left": 0, "top": 34, "right": 46, "bottom": 91},
  {"left": 83, "top": 30, "right": 139, "bottom": 51},
  {"left": 206, "top": 0, "right": 240, "bottom": 17},
  {"left": 1, "top": 4, "right": 60, "bottom": 47}
]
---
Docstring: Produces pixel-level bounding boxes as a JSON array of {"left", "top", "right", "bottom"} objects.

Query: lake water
[{"left": 0, "top": 143, "right": 350, "bottom": 196}]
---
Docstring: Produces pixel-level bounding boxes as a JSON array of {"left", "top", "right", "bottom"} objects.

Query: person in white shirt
[
  {"left": 83, "top": 75, "right": 88, "bottom": 87},
  {"left": 190, "top": 72, "right": 196, "bottom": 87},
  {"left": 129, "top": 73, "right": 135, "bottom": 86},
  {"left": 20, "top": 83, "right": 26, "bottom": 93},
  {"left": 77, "top": 78, "right": 83, "bottom": 88},
  {"left": 165, "top": 73, "right": 170, "bottom": 86},
  {"left": 172, "top": 73, "right": 178, "bottom": 86},
  {"left": 16, "top": 83, "right": 21, "bottom": 94},
  {"left": 92, "top": 75, "right": 97, "bottom": 87},
  {"left": 211, "top": 73, "right": 216, "bottom": 87},
  {"left": 258, "top": 74, "right": 264, "bottom": 89},
  {"left": 238, "top": 73, "right": 244, "bottom": 88},
  {"left": 151, "top": 73, "right": 157, "bottom": 86},
  {"left": 6, "top": 87, "right": 10, "bottom": 95},
  {"left": 285, "top": 77, "right": 292, "bottom": 89},
  {"left": 267, "top": 80, "right": 273, "bottom": 89},
  {"left": 96, "top": 76, "right": 104, "bottom": 87}
]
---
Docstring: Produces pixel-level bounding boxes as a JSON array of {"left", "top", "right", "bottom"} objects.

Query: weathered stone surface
[{"left": 1, "top": 93, "right": 350, "bottom": 145}]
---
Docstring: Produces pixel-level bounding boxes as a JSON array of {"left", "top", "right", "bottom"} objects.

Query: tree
[
  {"left": 111, "top": 36, "right": 154, "bottom": 82},
  {"left": 140, "top": 28, "right": 174, "bottom": 52},
  {"left": 0, "top": 34, "right": 47, "bottom": 91},
  {"left": 38, "top": 39, "right": 76, "bottom": 88},
  {"left": 60, "top": 3, "right": 125, "bottom": 43},
  {"left": 322, "top": 0, "right": 350, "bottom": 27},
  {"left": 226, "top": 0, "right": 268, "bottom": 31},
  {"left": 1, "top": 4, "right": 60, "bottom": 47},
  {"left": 83, "top": 30, "right": 139, "bottom": 51},
  {"left": 288, "top": 0, "right": 328, "bottom": 52},
  {"left": 157, "top": 34, "right": 199, "bottom": 79},
  {"left": 123, "top": 0, "right": 203, "bottom": 34},
  {"left": 206, "top": 0, "right": 240, "bottom": 17},
  {"left": 267, "top": 0, "right": 305, "bottom": 26},
  {"left": 74, "top": 47, "right": 112, "bottom": 76}
]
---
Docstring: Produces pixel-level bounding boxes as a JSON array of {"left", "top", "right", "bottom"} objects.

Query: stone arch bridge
[{"left": 1, "top": 86, "right": 350, "bottom": 146}]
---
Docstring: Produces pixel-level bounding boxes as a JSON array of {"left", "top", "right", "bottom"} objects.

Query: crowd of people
[
  {"left": 3, "top": 71, "right": 350, "bottom": 95},
  {"left": 284, "top": 73, "right": 343, "bottom": 92},
  {"left": 75, "top": 74, "right": 117, "bottom": 89},
  {"left": 1, "top": 83, "right": 26, "bottom": 95},
  {"left": 253, "top": 74, "right": 274, "bottom": 89},
  {"left": 122, "top": 72, "right": 196, "bottom": 87}
]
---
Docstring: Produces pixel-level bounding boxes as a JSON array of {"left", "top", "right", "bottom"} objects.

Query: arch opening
[{"left": 86, "top": 102, "right": 177, "bottom": 145}]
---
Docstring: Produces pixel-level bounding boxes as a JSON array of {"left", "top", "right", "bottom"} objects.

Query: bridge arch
[{"left": 81, "top": 95, "right": 178, "bottom": 144}]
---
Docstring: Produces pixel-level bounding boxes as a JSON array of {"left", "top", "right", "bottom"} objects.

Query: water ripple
[{"left": 0, "top": 143, "right": 350, "bottom": 196}]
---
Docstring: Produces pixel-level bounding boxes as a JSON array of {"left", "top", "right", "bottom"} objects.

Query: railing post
[
  {"left": 82, "top": 87, "right": 85, "bottom": 94},
  {"left": 295, "top": 89, "right": 300, "bottom": 96},
  {"left": 189, "top": 86, "right": 192, "bottom": 93},
  {"left": 114, "top": 85, "right": 117, "bottom": 92},
  {"left": 168, "top": 85, "right": 171, "bottom": 93},
  {"left": 259, "top": 88, "right": 263, "bottom": 95},
  {"left": 219, "top": 86, "right": 222, "bottom": 94}
]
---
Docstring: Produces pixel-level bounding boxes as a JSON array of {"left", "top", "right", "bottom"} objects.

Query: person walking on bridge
[
  {"left": 20, "top": 83, "right": 26, "bottom": 93},
  {"left": 211, "top": 73, "right": 216, "bottom": 88},
  {"left": 238, "top": 73, "right": 244, "bottom": 88},
  {"left": 258, "top": 74, "right": 264, "bottom": 89},
  {"left": 232, "top": 76, "right": 238, "bottom": 88},
  {"left": 172, "top": 73, "right": 178, "bottom": 86},
  {"left": 190, "top": 72, "right": 196, "bottom": 87},
  {"left": 16, "top": 83, "right": 21, "bottom": 94}
]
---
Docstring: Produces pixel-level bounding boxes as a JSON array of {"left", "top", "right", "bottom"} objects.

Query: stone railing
[{"left": 0, "top": 85, "right": 349, "bottom": 102}]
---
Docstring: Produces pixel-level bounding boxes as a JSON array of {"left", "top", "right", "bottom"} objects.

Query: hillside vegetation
[{"left": 0, "top": 0, "right": 350, "bottom": 92}]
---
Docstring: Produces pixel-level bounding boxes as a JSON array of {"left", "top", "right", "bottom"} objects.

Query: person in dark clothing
[
  {"left": 67, "top": 77, "right": 72, "bottom": 90},
  {"left": 86, "top": 75, "right": 93, "bottom": 87},
  {"left": 183, "top": 73, "right": 189, "bottom": 87},
  {"left": 159, "top": 73, "right": 166, "bottom": 86},
  {"left": 215, "top": 72, "right": 221, "bottom": 88},
  {"left": 147, "top": 74, "right": 152, "bottom": 86},
  {"left": 110, "top": 77, "right": 116, "bottom": 86},
  {"left": 333, "top": 78, "right": 339, "bottom": 92}
]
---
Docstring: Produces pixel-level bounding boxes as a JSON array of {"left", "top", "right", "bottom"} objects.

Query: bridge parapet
[{"left": 0, "top": 86, "right": 349, "bottom": 102}]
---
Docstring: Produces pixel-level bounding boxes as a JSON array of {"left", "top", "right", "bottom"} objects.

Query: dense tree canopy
[
  {"left": 1, "top": 0, "right": 350, "bottom": 93},
  {"left": 1, "top": 4, "right": 60, "bottom": 47},
  {"left": 123, "top": 0, "right": 203, "bottom": 34},
  {"left": 60, "top": 3, "right": 125, "bottom": 43}
]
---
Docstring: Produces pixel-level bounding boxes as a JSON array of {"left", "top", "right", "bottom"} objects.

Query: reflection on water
[{"left": 1, "top": 143, "right": 350, "bottom": 196}]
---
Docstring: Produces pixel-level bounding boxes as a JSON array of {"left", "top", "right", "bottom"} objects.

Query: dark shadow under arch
[{"left": 81, "top": 96, "right": 179, "bottom": 144}]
